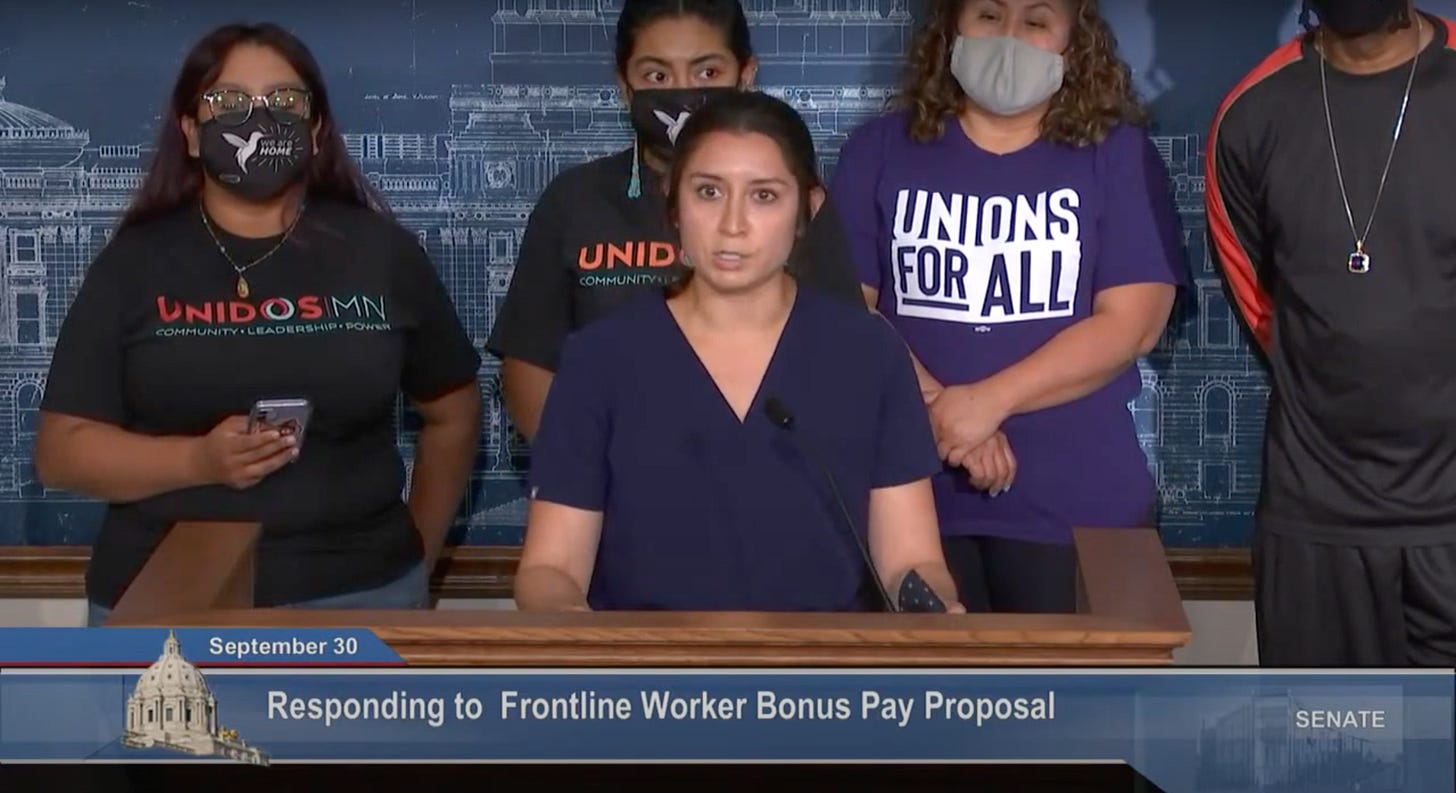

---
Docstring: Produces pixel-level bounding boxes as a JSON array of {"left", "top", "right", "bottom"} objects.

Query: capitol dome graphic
[{"left": 120, "top": 630, "right": 269, "bottom": 766}]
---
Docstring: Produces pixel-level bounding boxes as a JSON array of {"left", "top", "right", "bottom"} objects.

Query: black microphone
[{"left": 763, "top": 396, "right": 945, "bottom": 614}]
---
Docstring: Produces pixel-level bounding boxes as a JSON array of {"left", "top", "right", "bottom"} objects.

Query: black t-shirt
[
  {"left": 486, "top": 148, "right": 866, "bottom": 371},
  {"left": 42, "top": 199, "right": 481, "bottom": 607},
  {"left": 1209, "top": 16, "right": 1456, "bottom": 542}
]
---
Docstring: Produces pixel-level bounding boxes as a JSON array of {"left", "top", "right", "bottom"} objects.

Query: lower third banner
[{"left": 0, "top": 632, "right": 1451, "bottom": 793}]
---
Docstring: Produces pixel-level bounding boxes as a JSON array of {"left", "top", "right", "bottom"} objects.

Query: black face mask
[
  {"left": 197, "top": 114, "right": 314, "bottom": 201},
  {"left": 627, "top": 87, "right": 738, "bottom": 161},
  {"left": 1306, "top": 0, "right": 1406, "bottom": 38}
]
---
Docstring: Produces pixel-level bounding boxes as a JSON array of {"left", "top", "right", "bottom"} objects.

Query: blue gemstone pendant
[{"left": 1348, "top": 250, "right": 1370, "bottom": 274}]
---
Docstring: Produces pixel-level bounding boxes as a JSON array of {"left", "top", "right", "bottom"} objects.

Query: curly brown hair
[{"left": 895, "top": 0, "right": 1146, "bottom": 147}]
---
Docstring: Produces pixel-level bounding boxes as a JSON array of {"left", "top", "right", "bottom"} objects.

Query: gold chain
[{"left": 199, "top": 201, "right": 307, "bottom": 298}]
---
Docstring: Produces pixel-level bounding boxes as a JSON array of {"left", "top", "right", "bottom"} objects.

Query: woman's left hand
[
  {"left": 928, "top": 382, "right": 1011, "bottom": 464},
  {"left": 945, "top": 601, "right": 967, "bottom": 614},
  {"left": 959, "top": 432, "right": 1016, "bottom": 495}
]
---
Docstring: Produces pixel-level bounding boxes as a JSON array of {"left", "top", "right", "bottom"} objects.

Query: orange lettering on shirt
[
  {"left": 578, "top": 241, "right": 678, "bottom": 271},
  {"left": 649, "top": 242, "right": 676, "bottom": 268},
  {"left": 579, "top": 244, "right": 604, "bottom": 270},
  {"left": 606, "top": 243, "right": 633, "bottom": 269}
]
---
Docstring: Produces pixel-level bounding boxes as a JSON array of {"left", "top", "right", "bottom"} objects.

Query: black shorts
[{"left": 1254, "top": 527, "right": 1456, "bottom": 666}]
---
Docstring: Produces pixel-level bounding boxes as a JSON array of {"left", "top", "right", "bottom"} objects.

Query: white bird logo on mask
[
  {"left": 653, "top": 110, "right": 691, "bottom": 144},
  {"left": 222, "top": 131, "right": 266, "bottom": 173}
]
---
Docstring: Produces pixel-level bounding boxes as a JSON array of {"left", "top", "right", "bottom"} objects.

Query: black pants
[
  {"left": 1255, "top": 529, "right": 1456, "bottom": 666},
  {"left": 942, "top": 535, "right": 1078, "bottom": 613}
]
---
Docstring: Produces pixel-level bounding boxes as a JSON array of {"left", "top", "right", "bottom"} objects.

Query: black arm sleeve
[
  {"left": 41, "top": 235, "right": 132, "bottom": 425},
  {"left": 484, "top": 184, "right": 576, "bottom": 371},
  {"left": 397, "top": 234, "right": 482, "bottom": 401}
]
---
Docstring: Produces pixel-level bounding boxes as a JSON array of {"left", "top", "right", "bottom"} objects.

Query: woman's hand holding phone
[{"left": 190, "top": 415, "right": 298, "bottom": 490}]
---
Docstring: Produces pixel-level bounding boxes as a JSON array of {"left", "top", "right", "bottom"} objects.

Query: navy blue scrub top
[{"left": 527, "top": 287, "right": 941, "bottom": 611}]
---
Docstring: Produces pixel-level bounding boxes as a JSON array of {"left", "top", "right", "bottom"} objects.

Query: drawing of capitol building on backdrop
[{"left": 0, "top": 0, "right": 1267, "bottom": 547}]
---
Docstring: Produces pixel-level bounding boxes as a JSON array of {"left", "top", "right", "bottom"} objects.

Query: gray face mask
[{"left": 949, "top": 35, "right": 1065, "bottom": 117}]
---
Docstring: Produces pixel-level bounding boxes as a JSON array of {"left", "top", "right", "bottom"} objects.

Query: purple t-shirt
[{"left": 830, "top": 112, "right": 1186, "bottom": 544}]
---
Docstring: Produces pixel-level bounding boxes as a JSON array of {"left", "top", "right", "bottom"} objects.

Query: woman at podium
[
  {"left": 513, "top": 92, "right": 963, "bottom": 613},
  {"left": 33, "top": 24, "right": 482, "bottom": 626}
]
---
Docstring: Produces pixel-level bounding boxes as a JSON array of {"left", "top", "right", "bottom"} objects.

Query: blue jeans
[{"left": 86, "top": 559, "right": 430, "bottom": 627}]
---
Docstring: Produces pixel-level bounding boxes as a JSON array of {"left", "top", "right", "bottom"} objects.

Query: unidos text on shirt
[{"left": 152, "top": 293, "right": 392, "bottom": 337}]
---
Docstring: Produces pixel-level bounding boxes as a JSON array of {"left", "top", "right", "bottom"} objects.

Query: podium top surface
[{"left": 108, "top": 525, "right": 1192, "bottom": 666}]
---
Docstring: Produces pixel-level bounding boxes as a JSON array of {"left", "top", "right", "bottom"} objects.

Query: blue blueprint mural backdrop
[{"left": 0, "top": 0, "right": 1397, "bottom": 549}]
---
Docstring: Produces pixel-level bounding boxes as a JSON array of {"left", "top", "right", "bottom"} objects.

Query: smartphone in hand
[{"left": 247, "top": 398, "right": 313, "bottom": 450}]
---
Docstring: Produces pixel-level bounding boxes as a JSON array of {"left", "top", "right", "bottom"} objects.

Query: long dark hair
[
  {"left": 667, "top": 91, "right": 820, "bottom": 229},
  {"left": 614, "top": 0, "right": 754, "bottom": 75},
  {"left": 120, "top": 23, "right": 386, "bottom": 229}
]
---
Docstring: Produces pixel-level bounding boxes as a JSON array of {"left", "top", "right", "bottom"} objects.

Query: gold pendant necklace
[
  {"left": 199, "top": 201, "right": 307, "bottom": 298},
  {"left": 1318, "top": 17, "right": 1422, "bottom": 275}
]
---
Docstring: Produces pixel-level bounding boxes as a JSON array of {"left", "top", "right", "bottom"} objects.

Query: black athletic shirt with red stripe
[{"left": 1208, "top": 14, "right": 1456, "bottom": 545}]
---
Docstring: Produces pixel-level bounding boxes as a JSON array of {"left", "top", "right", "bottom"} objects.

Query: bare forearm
[
  {"left": 514, "top": 565, "right": 590, "bottom": 611},
  {"left": 908, "top": 352, "right": 942, "bottom": 398},
  {"left": 36, "top": 424, "right": 207, "bottom": 502},
  {"left": 501, "top": 359, "right": 553, "bottom": 443},
  {"left": 981, "top": 314, "right": 1147, "bottom": 417},
  {"left": 409, "top": 421, "right": 478, "bottom": 567}
]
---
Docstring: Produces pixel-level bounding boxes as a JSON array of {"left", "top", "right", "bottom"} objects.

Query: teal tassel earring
[{"left": 627, "top": 138, "right": 642, "bottom": 198}]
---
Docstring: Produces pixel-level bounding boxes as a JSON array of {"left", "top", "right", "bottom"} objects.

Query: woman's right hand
[{"left": 191, "top": 415, "right": 298, "bottom": 490}]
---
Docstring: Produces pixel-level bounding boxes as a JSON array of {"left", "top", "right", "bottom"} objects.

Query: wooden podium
[{"left": 105, "top": 523, "right": 1191, "bottom": 666}]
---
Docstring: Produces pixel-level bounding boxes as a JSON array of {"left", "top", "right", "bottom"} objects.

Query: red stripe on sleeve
[{"left": 1204, "top": 37, "right": 1305, "bottom": 352}]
